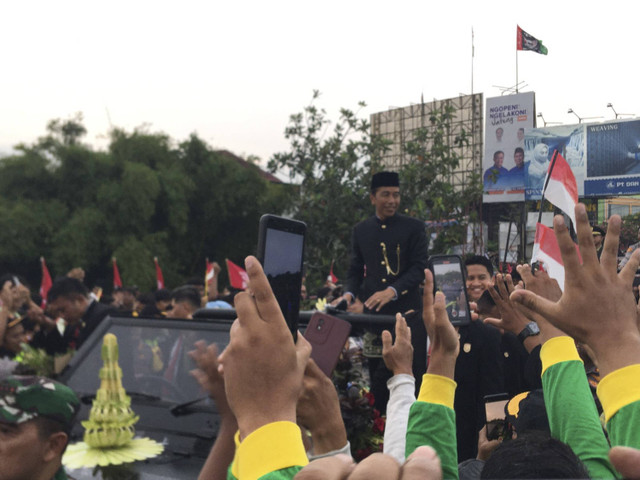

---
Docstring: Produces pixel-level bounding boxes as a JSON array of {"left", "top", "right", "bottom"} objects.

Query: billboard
[
  {"left": 522, "top": 119, "right": 640, "bottom": 199},
  {"left": 524, "top": 124, "right": 586, "bottom": 200},
  {"left": 584, "top": 119, "right": 640, "bottom": 196},
  {"left": 483, "top": 92, "right": 535, "bottom": 203}
]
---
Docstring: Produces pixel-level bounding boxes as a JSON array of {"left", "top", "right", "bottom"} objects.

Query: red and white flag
[
  {"left": 328, "top": 260, "right": 338, "bottom": 284},
  {"left": 543, "top": 151, "right": 578, "bottom": 228},
  {"left": 112, "top": 257, "right": 123, "bottom": 289},
  {"left": 154, "top": 257, "right": 165, "bottom": 290},
  {"left": 531, "top": 223, "right": 582, "bottom": 291},
  {"left": 204, "top": 258, "right": 215, "bottom": 298},
  {"left": 205, "top": 259, "right": 215, "bottom": 284},
  {"left": 39, "top": 257, "right": 53, "bottom": 308},
  {"left": 226, "top": 259, "right": 249, "bottom": 290},
  {"left": 531, "top": 223, "right": 565, "bottom": 290}
]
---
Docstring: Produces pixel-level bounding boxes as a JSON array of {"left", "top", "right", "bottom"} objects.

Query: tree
[
  {"left": 268, "top": 91, "right": 390, "bottom": 287},
  {"left": 399, "top": 105, "right": 483, "bottom": 254},
  {"left": 0, "top": 117, "right": 288, "bottom": 292}
]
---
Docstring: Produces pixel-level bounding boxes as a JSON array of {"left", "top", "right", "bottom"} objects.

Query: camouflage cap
[{"left": 0, "top": 375, "right": 80, "bottom": 429}]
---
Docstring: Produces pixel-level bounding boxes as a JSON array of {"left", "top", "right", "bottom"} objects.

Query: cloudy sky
[{"left": 2, "top": 0, "right": 637, "bottom": 166}]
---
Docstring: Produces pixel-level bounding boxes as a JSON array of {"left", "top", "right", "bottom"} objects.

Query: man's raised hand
[
  {"left": 423, "top": 269, "right": 459, "bottom": 379},
  {"left": 219, "top": 256, "right": 311, "bottom": 439},
  {"left": 382, "top": 313, "right": 414, "bottom": 376},
  {"left": 511, "top": 204, "right": 640, "bottom": 376}
]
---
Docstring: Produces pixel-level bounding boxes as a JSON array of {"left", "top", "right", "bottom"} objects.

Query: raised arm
[
  {"left": 405, "top": 269, "right": 459, "bottom": 480},
  {"left": 221, "top": 256, "right": 311, "bottom": 480},
  {"left": 512, "top": 204, "right": 640, "bottom": 476}
]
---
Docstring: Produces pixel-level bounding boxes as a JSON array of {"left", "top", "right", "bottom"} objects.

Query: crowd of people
[{"left": 2, "top": 172, "right": 640, "bottom": 478}]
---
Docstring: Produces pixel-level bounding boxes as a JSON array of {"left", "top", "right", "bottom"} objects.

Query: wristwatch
[{"left": 517, "top": 322, "right": 540, "bottom": 343}]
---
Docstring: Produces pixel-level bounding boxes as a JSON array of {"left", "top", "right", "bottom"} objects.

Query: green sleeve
[
  {"left": 405, "top": 374, "right": 458, "bottom": 480},
  {"left": 226, "top": 466, "right": 302, "bottom": 480},
  {"left": 406, "top": 401, "right": 458, "bottom": 480},
  {"left": 597, "top": 364, "right": 640, "bottom": 448},
  {"left": 541, "top": 337, "right": 618, "bottom": 479},
  {"left": 608, "top": 401, "right": 640, "bottom": 449}
]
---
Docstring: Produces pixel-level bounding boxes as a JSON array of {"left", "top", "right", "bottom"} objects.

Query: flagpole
[
  {"left": 516, "top": 50, "right": 519, "bottom": 94},
  {"left": 536, "top": 149, "right": 560, "bottom": 226},
  {"left": 471, "top": 27, "right": 474, "bottom": 95}
]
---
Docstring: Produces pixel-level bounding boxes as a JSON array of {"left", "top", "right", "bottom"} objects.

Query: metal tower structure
[{"left": 370, "top": 93, "right": 483, "bottom": 189}]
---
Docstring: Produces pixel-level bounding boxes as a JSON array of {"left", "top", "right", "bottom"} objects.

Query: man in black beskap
[
  {"left": 337, "top": 171, "right": 429, "bottom": 407},
  {"left": 32, "top": 277, "right": 117, "bottom": 355}
]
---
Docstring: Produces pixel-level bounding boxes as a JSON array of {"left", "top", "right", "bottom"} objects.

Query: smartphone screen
[
  {"left": 430, "top": 255, "right": 471, "bottom": 326},
  {"left": 484, "top": 393, "right": 509, "bottom": 440},
  {"left": 257, "top": 215, "right": 306, "bottom": 340}
]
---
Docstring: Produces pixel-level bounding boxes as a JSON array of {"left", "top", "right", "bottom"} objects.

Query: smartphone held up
[
  {"left": 429, "top": 254, "right": 471, "bottom": 326},
  {"left": 256, "top": 214, "right": 306, "bottom": 340}
]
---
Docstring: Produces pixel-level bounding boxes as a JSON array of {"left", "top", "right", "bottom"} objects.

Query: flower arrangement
[{"left": 332, "top": 337, "right": 385, "bottom": 461}]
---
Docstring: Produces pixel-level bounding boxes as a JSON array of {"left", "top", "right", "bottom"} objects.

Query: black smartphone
[
  {"left": 484, "top": 393, "right": 510, "bottom": 441},
  {"left": 429, "top": 254, "right": 471, "bottom": 326},
  {"left": 257, "top": 214, "right": 306, "bottom": 340},
  {"left": 304, "top": 312, "right": 351, "bottom": 377}
]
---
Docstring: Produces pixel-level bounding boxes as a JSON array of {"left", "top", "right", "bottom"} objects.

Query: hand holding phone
[{"left": 484, "top": 393, "right": 510, "bottom": 441}]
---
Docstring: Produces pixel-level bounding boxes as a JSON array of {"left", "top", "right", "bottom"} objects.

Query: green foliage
[
  {"left": 268, "top": 91, "right": 390, "bottom": 286},
  {"left": 0, "top": 117, "right": 287, "bottom": 292},
  {"left": 399, "top": 105, "right": 482, "bottom": 254},
  {"left": 15, "top": 344, "right": 55, "bottom": 377}
]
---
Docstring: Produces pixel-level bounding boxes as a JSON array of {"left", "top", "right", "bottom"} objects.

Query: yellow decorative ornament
[
  {"left": 315, "top": 297, "right": 327, "bottom": 312},
  {"left": 63, "top": 334, "right": 164, "bottom": 469}
]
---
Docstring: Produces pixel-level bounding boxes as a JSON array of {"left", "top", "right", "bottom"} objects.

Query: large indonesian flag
[{"left": 543, "top": 152, "right": 578, "bottom": 228}]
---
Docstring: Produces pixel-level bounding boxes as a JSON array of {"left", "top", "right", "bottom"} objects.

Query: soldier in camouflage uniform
[{"left": 0, "top": 375, "right": 80, "bottom": 480}]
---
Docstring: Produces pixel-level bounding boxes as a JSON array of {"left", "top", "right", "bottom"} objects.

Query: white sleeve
[{"left": 382, "top": 374, "right": 416, "bottom": 463}]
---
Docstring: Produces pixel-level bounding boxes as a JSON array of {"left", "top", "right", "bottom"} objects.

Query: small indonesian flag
[
  {"left": 154, "top": 257, "right": 165, "bottom": 290},
  {"left": 543, "top": 151, "right": 578, "bottom": 228},
  {"left": 112, "top": 257, "right": 123, "bottom": 289},
  {"left": 226, "top": 259, "right": 249, "bottom": 290},
  {"left": 329, "top": 260, "right": 338, "bottom": 284},
  {"left": 531, "top": 223, "right": 565, "bottom": 291},
  {"left": 205, "top": 259, "right": 215, "bottom": 284},
  {"left": 531, "top": 223, "right": 582, "bottom": 292},
  {"left": 39, "top": 257, "right": 53, "bottom": 308},
  {"left": 204, "top": 259, "right": 215, "bottom": 298}
]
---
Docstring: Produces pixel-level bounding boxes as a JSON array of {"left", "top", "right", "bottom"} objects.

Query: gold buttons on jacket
[
  {"left": 382, "top": 279, "right": 387, "bottom": 283},
  {"left": 382, "top": 225, "right": 387, "bottom": 229}
]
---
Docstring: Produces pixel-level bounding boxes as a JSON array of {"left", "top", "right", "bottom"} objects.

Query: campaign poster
[
  {"left": 524, "top": 124, "right": 586, "bottom": 200},
  {"left": 483, "top": 92, "right": 535, "bottom": 203},
  {"left": 584, "top": 119, "right": 640, "bottom": 196}
]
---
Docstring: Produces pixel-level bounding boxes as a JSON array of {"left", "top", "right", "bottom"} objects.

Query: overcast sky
[{"left": 2, "top": 1, "right": 637, "bottom": 167}]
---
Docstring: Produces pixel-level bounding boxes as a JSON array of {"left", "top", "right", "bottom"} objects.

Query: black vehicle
[
  {"left": 60, "top": 309, "right": 396, "bottom": 479},
  {"left": 60, "top": 313, "right": 235, "bottom": 480}
]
